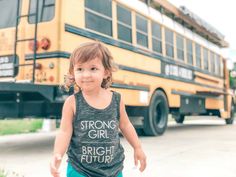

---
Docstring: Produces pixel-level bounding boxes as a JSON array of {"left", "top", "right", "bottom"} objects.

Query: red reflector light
[
  {"left": 28, "top": 40, "right": 39, "bottom": 51},
  {"left": 49, "top": 76, "right": 54, "bottom": 82}
]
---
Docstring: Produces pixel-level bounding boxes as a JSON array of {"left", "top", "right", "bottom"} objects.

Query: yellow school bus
[{"left": 0, "top": 0, "right": 234, "bottom": 136}]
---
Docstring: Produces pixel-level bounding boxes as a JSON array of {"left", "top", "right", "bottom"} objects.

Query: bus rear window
[
  {"left": 0, "top": 0, "right": 22, "bottom": 29},
  {"left": 28, "top": 0, "right": 55, "bottom": 24}
]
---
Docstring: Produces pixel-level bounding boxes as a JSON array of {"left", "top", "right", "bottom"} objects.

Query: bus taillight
[{"left": 41, "top": 37, "right": 51, "bottom": 50}]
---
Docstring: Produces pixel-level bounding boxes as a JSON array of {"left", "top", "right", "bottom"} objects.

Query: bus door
[
  {"left": 23, "top": 0, "right": 58, "bottom": 85},
  {"left": 0, "top": 0, "right": 57, "bottom": 83},
  {"left": 0, "top": 0, "right": 24, "bottom": 81},
  {"left": 0, "top": 0, "right": 41, "bottom": 82}
]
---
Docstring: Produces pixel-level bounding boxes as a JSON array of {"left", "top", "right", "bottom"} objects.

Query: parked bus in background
[{"left": 0, "top": 0, "right": 234, "bottom": 136}]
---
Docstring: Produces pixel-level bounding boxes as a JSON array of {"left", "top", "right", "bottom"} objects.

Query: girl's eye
[
  {"left": 76, "top": 68, "right": 83, "bottom": 71},
  {"left": 91, "top": 67, "right": 97, "bottom": 71}
]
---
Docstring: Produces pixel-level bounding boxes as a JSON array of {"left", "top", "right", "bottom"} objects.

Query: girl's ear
[{"left": 104, "top": 70, "right": 110, "bottom": 78}]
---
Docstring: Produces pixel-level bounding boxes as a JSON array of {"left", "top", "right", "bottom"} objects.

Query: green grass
[
  {"left": 0, "top": 169, "right": 7, "bottom": 177},
  {"left": 0, "top": 173, "right": 6, "bottom": 177},
  {"left": 0, "top": 119, "right": 43, "bottom": 135}
]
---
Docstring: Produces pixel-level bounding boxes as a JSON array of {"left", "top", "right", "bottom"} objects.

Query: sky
[{"left": 168, "top": 0, "right": 236, "bottom": 62}]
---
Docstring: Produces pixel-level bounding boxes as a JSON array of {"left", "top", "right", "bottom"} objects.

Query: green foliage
[
  {"left": 0, "top": 168, "right": 25, "bottom": 177},
  {"left": 229, "top": 66, "right": 236, "bottom": 89}
]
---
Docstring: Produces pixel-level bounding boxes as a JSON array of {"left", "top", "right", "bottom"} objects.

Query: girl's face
[{"left": 73, "top": 57, "right": 108, "bottom": 92}]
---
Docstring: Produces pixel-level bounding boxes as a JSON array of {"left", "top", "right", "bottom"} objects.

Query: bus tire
[
  {"left": 173, "top": 114, "right": 185, "bottom": 124},
  {"left": 225, "top": 103, "right": 235, "bottom": 124},
  {"left": 144, "top": 90, "right": 169, "bottom": 136}
]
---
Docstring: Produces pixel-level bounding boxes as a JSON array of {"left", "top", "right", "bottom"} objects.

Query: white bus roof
[{"left": 137, "top": 0, "right": 228, "bottom": 48}]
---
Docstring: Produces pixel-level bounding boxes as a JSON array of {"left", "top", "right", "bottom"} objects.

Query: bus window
[
  {"left": 165, "top": 28, "right": 174, "bottom": 58},
  {"left": 203, "top": 48, "right": 208, "bottom": 70},
  {"left": 195, "top": 43, "right": 202, "bottom": 68},
  {"left": 210, "top": 51, "right": 215, "bottom": 73},
  {"left": 220, "top": 58, "right": 224, "bottom": 77},
  {"left": 85, "top": 0, "right": 112, "bottom": 36},
  {"left": 0, "top": 0, "right": 22, "bottom": 29},
  {"left": 28, "top": 0, "right": 55, "bottom": 24},
  {"left": 136, "top": 14, "right": 148, "bottom": 48},
  {"left": 215, "top": 54, "right": 220, "bottom": 75},
  {"left": 176, "top": 34, "right": 184, "bottom": 61},
  {"left": 152, "top": 21, "right": 162, "bottom": 54},
  {"left": 186, "top": 39, "right": 193, "bottom": 65},
  {"left": 117, "top": 4, "right": 132, "bottom": 43}
]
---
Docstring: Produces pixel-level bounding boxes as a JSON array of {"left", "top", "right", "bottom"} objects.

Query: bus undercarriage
[{"left": 0, "top": 82, "right": 64, "bottom": 118}]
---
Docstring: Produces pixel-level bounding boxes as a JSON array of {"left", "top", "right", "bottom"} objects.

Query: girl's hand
[
  {"left": 50, "top": 154, "right": 62, "bottom": 177},
  {"left": 134, "top": 147, "right": 147, "bottom": 172}
]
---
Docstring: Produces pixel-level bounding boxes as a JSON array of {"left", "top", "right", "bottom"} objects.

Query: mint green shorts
[{"left": 67, "top": 163, "right": 123, "bottom": 177}]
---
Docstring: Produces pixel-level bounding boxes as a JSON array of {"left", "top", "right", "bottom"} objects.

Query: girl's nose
[{"left": 82, "top": 70, "right": 91, "bottom": 77}]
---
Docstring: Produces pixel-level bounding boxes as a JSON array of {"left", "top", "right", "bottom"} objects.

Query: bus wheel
[
  {"left": 144, "top": 90, "right": 169, "bottom": 136},
  {"left": 225, "top": 103, "right": 235, "bottom": 124},
  {"left": 173, "top": 114, "right": 185, "bottom": 124}
]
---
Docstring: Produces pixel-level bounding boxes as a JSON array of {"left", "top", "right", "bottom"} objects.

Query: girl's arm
[
  {"left": 50, "top": 95, "right": 75, "bottom": 177},
  {"left": 119, "top": 96, "right": 147, "bottom": 172}
]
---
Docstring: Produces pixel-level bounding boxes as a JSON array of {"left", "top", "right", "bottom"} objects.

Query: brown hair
[{"left": 63, "top": 41, "right": 118, "bottom": 91}]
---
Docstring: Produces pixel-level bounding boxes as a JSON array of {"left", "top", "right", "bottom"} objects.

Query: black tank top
[{"left": 67, "top": 91, "right": 125, "bottom": 177}]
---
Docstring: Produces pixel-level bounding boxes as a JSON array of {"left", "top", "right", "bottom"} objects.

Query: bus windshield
[{"left": 0, "top": 0, "right": 22, "bottom": 29}]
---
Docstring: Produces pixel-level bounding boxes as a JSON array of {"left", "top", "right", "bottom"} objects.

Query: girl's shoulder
[
  {"left": 65, "top": 94, "right": 76, "bottom": 104},
  {"left": 63, "top": 94, "right": 76, "bottom": 115}
]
